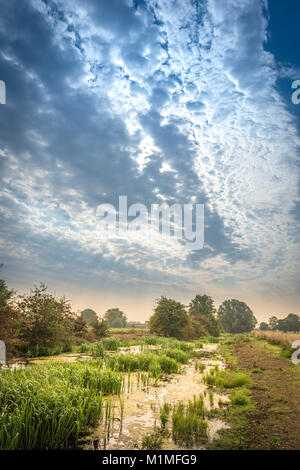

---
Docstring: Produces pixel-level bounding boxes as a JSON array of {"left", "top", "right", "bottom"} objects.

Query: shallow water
[{"left": 83, "top": 344, "right": 230, "bottom": 450}]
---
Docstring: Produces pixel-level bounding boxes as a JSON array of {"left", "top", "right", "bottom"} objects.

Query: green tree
[
  {"left": 17, "top": 284, "right": 75, "bottom": 356},
  {"left": 259, "top": 322, "right": 269, "bottom": 331},
  {"left": 268, "top": 316, "right": 278, "bottom": 331},
  {"left": 0, "top": 278, "right": 18, "bottom": 355},
  {"left": 217, "top": 299, "right": 257, "bottom": 334},
  {"left": 91, "top": 317, "right": 109, "bottom": 338},
  {"left": 104, "top": 308, "right": 127, "bottom": 328},
  {"left": 188, "top": 294, "right": 220, "bottom": 337},
  {"left": 189, "top": 294, "right": 216, "bottom": 317},
  {"left": 277, "top": 314, "right": 300, "bottom": 333},
  {"left": 80, "top": 308, "right": 97, "bottom": 325},
  {"left": 72, "top": 315, "right": 88, "bottom": 338},
  {"left": 149, "top": 297, "right": 189, "bottom": 339}
]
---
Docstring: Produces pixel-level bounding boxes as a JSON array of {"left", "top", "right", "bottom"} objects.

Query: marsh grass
[
  {"left": 105, "top": 351, "right": 179, "bottom": 374},
  {"left": 0, "top": 362, "right": 125, "bottom": 450},
  {"left": 205, "top": 370, "right": 250, "bottom": 389},
  {"left": 230, "top": 390, "right": 251, "bottom": 407},
  {"left": 171, "top": 395, "right": 208, "bottom": 447}
]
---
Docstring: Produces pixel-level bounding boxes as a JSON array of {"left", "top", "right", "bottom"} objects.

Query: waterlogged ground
[{"left": 82, "top": 343, "right": 230, "bottom": 450}]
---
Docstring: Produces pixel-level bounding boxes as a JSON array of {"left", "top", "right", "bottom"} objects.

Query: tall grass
[
  {"left": 205, "top": 370, "right": 250, "bottom": 389},
  {"left": 253, "top": 330, "right": 300, "bottom": 350},
  {"left": 0, "top": 362, "right": 125, "bottom": 450},
  {"left": 172, "top": 395, "right": 208, "bottom": 447},
  {"left": 105, "top": 352, "right": 179, "bottom": 374}
]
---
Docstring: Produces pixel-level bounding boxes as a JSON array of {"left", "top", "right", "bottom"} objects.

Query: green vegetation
[
  {"left": 104, "top": 308, "right": 127, "bottom": 328},
  {"left": 188, "top": 295, "right": 220, "bottom": 337},
  {"left": 80, "top": 308, "right": 97, "bottom": 325},
  {"left": 149, "top": 297, "right": 189, "bottom": 339},
  {"left": 16, "top": 284, "right": 80, "bottom": 357},
  {"left": 217, "top": 299, "right": 257, "bottom": 333},
  {"left": 171, "top": 395, "right": 208, "bottom": 447},
  {"left": 205, "top": 370, "right": 250, "bottom": 389},
  {"left": 0, "top": 362, "right": 125, "bottom": 450},
  {"left": 106, "top": 351, "right": 179, "bottom": 374}
]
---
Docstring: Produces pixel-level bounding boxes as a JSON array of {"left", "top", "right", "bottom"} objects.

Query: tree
[
  {"left": 188, "top": 295, "right": 216, "bottom": 317},
  {"left": 259, "top": 322, "right": 269, "bottom": 331},
  {"left": 217, "top": 299, "right": 257, "bottom": 334},
  {"left": 149, "top": 297, "right": 189, "bottom": 339},
  {"left": 0, "top": 278, "right": 18, "bottom": 355},
  {"left": 16, "top": 284, "right": 76, "bottom": 356},
  {"left": 104, "top": 308, "right": 127, "bottom": 328},
  {"left": 188, "top": 294, "right": 220, "bottom": 337},
  {"left": 277, "top": 314, "right": 300, "bottom": 333},
  {"left": 72, "top": 315, "right": 88, "bottom": 338},
  {"left": 268, "top": 316, "right": 278, "bottom": 331},
  {"left": 91, "top": 317, "right": 109, "bottom": 338},
  {"left": 81, "top": 308, "right": 97, "bottom": 326}
]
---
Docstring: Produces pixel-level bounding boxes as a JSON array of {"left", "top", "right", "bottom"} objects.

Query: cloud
[{"left": 0, "top": 0, "right": 299, "bottom": 317}]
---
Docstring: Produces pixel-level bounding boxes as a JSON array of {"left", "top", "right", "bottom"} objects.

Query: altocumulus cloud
[{"left": 0, "top": 0, "right": 299, "bottom": 316}]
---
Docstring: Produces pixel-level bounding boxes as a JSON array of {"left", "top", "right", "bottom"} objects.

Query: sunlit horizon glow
[{"left": 0, "top": 0, "right": 299, "bottom": 324}]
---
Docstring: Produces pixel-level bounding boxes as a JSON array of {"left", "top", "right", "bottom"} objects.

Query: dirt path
[{"left": 215, "top": 339, "right": 300, "bottom": 449}]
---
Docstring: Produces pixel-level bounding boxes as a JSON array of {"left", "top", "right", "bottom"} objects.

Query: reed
[
  {"left": 0, "top": 362, "right": 125, "bottom": 450},
  {"left": 171, "top": 395, "right": 208, "bottom": 447}
]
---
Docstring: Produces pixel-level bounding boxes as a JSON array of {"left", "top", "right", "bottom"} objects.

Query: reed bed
[
  {"left": 0, "top": 362, "right": 125, "bottom": 450},
  {"left": 105, "top": 351, "right": 179, "bottom": 374},
  {"left": 171, "top": 395, "right": 208, "bottom": 447}
]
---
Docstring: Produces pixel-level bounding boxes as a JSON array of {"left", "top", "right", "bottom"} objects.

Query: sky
[{"left": 0, "top": 0, "right": 299, "bottom": 322}]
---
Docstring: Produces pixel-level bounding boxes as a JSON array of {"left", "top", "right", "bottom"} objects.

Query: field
[
  {"left": 1, "top": 332, "right": 300, "bottom": 450},
  {"left": 253, "top": 330, "right": 300, "bottom": 349}
]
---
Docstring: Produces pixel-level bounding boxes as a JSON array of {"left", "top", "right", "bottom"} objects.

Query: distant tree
[
  {"left": 259, "top": 322, "right": 269, "bottom": 331},
  {"left": 16, "top": 284, "right": 75, "bottom": 356},
  {"left": 189, "top": 295, "right": 216, "bottom": 317},
  {"left": 188, "top": 294, "right": 220, "bottom": 337},
  {"left": 217, "top": 299, "right": 257, "bottom": 334},
  {"left": 149, "top": 297, "right": 189, "bottom": 339},
  {"left": 104, "top": 308, "right": 127, "bottom": 328},
  {"left": 72, "top": 315, "right": 88, "bottom": 338},
  {"left": 277, "top": 314, "right": 300, "bottom": 333},
  {"left": 268, "top": 316, "right": 278, "bottom": 331},
  {"left": 91, "top": 317, "right": 109, "bottom": 338},
  {"left": 81, "top": 308, "right": 97, "bottom": 326}
]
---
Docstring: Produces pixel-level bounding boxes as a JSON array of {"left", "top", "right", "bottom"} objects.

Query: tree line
[
  {"left": 149, "top": 295, "right": 257, "bottom": 339},
  {"left": 259, "top": 314, "right": 300, "bottom": 333},
  {"left": 0, "top": 278, "right": 129, "bottom": 357}
]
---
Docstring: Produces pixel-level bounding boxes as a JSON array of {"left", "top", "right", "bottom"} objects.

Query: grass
[
  {"left": 205, "top": 370, "right": 250, "bottom": 389},
  {"left": 141, "top": 428, "right": 164, "bottom": 450},
  {"left": 0, "top": 362, "right": 126, "bottom": 449},
  {"left": 230, "top": 390, "right": 251, "bottom": 407},
  {"left": 171, "top": 395, "right": 208, "bottom": 447},
  {"left": 105, "top": 351, "right": 179, "bottom": 374},
  {"left": 253, "top": 331, "right": 300, "bottom": 359}
]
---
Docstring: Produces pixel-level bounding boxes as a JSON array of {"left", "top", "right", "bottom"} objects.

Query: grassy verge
[{"left": 210, "top": 335, "right": 300, "bottom": 450}]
